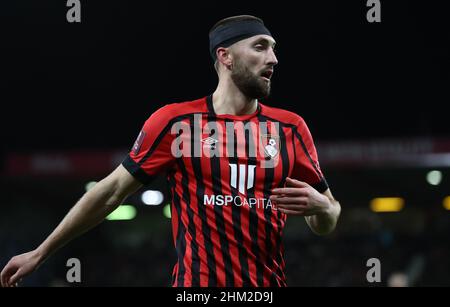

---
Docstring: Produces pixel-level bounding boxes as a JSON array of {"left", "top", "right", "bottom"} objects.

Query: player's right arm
[
  {"left": 1, "top": 103, "right": 179, "bottom": 287},
  {"left": 0, "top": 164, "right": 142, "bottom": 287}
]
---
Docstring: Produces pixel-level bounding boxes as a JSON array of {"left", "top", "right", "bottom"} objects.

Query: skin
[
  {"left": 1, "top": 32, "right": 341, "bottom": 287},
  {"left": 1, "top": 165, "right": 142, "bottom": 287},
  {"left": 212, "top": 34, "right": 341, "bottom": 235},
  {"left": 212, "top": 34, "right": 278, "bottom": 116}
]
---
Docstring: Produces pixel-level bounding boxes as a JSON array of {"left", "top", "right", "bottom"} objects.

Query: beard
[{"left": 230, "top": 58, "right": 271, "bottom": 99}]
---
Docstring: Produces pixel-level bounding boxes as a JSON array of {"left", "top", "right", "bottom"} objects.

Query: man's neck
[{"left": 212, "top": 78, "right": 258, "bottom": 116}]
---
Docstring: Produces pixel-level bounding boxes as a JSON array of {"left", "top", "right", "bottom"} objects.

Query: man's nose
[{"left": 267, "top": 48, "right": 278, "bottom": 66}]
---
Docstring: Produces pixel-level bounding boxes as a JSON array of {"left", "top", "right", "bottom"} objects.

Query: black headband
[{"left": 209, "top": 19, "right": 272, "bottom": 61}]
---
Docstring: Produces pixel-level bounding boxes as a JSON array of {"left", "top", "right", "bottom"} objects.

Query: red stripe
[
  {"left": 170, "top": 182, "right": 179, "bottom": 250},
  {"left": 177, "top": 118, "right": 192, "bottom": 287},
  {"left": 234, "top": 121, "right": 247, "bottom": 159},
  {"left": 199, "top": 133, "right": 225, "bottom": 286},
  {"left": 171, "top": 113, "right": 293, "bottom": 286},
  {"left": 233, "top": 120, "right": 256, "bottom": 286},
  {"left": 252, "top": 120, "right": 272, "bottom": 286},
  {"left": 169, "top": 176, "right": 180, "bottom": 287},
  {"left": 171, "top": 263, "right": 178, "bottom": 287},
  {"left": 174, "top": 170, "right": 190, "bottom": 286},
  {"left": 183, "top": 233, "right": 193, "bottom": 287},
  {"left": 268, "top": 121, "right": 285, "bottom": 279},
  {"left": 185, "top": 117, "right": 209, "bottom": 286},
  {"left": 242, "top": 207, "right": 257, "bottom": 286},
  {"left": 217, "top": 121, "right": 243, "bottom": 286}
]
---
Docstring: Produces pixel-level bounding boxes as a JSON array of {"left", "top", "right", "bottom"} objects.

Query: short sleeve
[
  {"left": 122, "top": 106, "right": 176, "bottom": 184},
  {"left": 291, "top": 117, "right": 329, "bottom": 193}
]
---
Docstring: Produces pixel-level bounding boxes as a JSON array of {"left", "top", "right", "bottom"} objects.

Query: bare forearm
[
  {"left": 307, "top": 199, "right": 341, "bottom": 235},
  {"left": 0, "top": 165, "right": 141, "bottom": 287},
  {"left": 35, "top": 179, "right": 123, "bottom": 264}
]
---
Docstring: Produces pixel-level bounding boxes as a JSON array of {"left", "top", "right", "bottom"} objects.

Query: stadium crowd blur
[{"left": 1, "top": 167, "right": 449, "bottom": 287}]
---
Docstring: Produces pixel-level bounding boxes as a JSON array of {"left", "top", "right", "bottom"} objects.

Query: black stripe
[
  {"left": 191, "top": 115, "right": 217, "bottom": 286},
  {"left": 256, "top": 115, "right": 277, "bottom": 287},
  {"left": 206, "top": 95, "right": 215, "bottom": 115},
  {"left": 271, "top": 272, "right": 281, "bottom": 287},
  {"left": 171, "top": 268, "right": 177, "bottom": 286},
  {"left": 292, "top": 128, "right": 329, "bottom": 193},
  {"left": 209, "top": 117, "right": 235, "bottom": 286},
  {"left": 137, "top": 113, "right": 208, "bottom": 166},
  {"left": 257, "top": 115, "right": 303, "bottom": 129},
  {"left": 280, "top": 257, "right": 288, "bottom": 286},
  {"left": 244, "top": 121, "right": 264, "bottom": 286},
  {"left": 278, "top": 126, "right": 290, "bottom": 191},
  {"left": 177, "top": 135, "right": 200, "bottom": 285},
  {"left": 259, "top": 115, "right": 328, "bottom": 191},
  {"left": 292, "top": 131, "right": 297, "bottom": 167},
  {"left": 311, "top": 179, "right": 329, "bottom": 193},
  {"left": 260, "top": 115, "right": 328, "bottom": 190},
  {"left": 258, "top": 115, "right": 291, "bottom": 285},
  {"left": 264, "top": 138, "right": 278, "bottom": 287},
  {"left": 169, "top": 175, "right": 187, "bottom": 287},
  {"left": 226, "top": 120, "right": 251, "bottom": 286},
  {"left": 274, "top": 125, "right": 290, "bottom": 281},
  {"left": 292, "top": 128, "right": 323, "bottom": 178},
  {"left": 121, "top": 155, "right": 156, "bottom": 184}
]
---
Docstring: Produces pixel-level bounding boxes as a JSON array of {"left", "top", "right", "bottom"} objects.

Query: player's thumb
[{"left": 285, "top": 177, "right": 308, "bottom": 187}]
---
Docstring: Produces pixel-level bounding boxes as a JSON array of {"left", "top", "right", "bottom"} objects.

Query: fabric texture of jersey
[{"left": 122, "top": 95, "right": 328, "bottom": 287}]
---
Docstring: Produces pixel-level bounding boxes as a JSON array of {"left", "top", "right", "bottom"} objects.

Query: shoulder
[
  {"left": 151, "top": 97, "right": 208, "bottom": 118},
  {"left": 259, "top": 103, "right": 307, "bottom": 127},
  {"left": 146, "top": 97, "right": 208, "bottom": 124}
]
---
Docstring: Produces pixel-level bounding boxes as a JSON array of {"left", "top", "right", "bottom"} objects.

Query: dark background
[
  {"left": 1, "top": 0, "right": 449, "bottom": 287},
  {"left": 2, "top": 0, "right": 449, "bottom": 152}
]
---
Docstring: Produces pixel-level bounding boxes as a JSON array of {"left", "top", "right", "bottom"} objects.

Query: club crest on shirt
[
  {"left": 132, "top": 130, "right": 146, "bottom": 155},
  {"left": 261, "top": 134, "right": 280, "bottom": 159}
]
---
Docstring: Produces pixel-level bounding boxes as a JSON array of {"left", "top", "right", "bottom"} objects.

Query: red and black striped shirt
[{"left": 122, "top": 95, "right": 328, "bottom": 287}]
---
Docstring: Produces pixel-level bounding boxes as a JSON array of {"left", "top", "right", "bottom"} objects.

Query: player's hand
[
  {"left": 1, "top": 250, "right": 41, "bottom": 287},
  {"left": 270, "top": 177, "right": 330, "bottom": 216}
]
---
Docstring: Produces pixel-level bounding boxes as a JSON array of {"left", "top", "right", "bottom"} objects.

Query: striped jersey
[{"left": 122, "top": 95, "right": 328, "bottom": 287}]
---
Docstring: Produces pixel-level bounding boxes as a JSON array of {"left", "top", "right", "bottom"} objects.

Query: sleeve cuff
[
  {"left": 122, "top": 155, "right": 155, "bottom": 185},
  {"left": 311, "top": 178, "right": 329, "bottom": 193}
]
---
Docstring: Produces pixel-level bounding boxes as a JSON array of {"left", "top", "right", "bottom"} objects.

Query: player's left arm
[
  {"left": 306, "top": 187, "right": 341, "bottom": 235},
  {"left": 270, "top": 177, "right": 341, "bottom": 235}
]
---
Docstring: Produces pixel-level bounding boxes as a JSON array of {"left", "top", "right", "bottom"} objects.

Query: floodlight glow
[
  {"left": 141, "top": 190, "right": 164, "bottom": 205},
  {"left": 370, "top": 197, "right": 404, "bottom": 212},
  {"left": 443, "top": 197, "right": 450, "bottom": 211},
  {"left": 163, "top": 204, "right": 171, "bottom": 219},
  {"left": 106, "top": 205, "right": 137, "bottom": 221},
  {"left": 426, "top": 170, "right": 442, "bottom": 186}
]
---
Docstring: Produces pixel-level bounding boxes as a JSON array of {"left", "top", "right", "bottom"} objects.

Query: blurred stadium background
[{"left": 1, "top": 1, "right": 449, "bottom": 286}]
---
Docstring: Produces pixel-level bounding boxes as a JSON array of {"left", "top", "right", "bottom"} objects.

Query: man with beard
[{"left": 1, "top": 15, "right": 341, "bottom": 287}]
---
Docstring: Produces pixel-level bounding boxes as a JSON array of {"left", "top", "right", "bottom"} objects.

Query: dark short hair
[
  {"left": 209, "top": 15, "right": 269, "bottom": 65},
  {"left": 209, "top": 15, "right": 265, "bottom": 35}
]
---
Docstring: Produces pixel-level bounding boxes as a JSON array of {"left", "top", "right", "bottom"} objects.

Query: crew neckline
[{"left": 206, "top": 95, "right": 261, "bottom": 120}]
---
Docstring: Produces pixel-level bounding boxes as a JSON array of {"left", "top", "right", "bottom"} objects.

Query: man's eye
[{"left": 254, "top": 45, "right": 264, "bottom": 51}]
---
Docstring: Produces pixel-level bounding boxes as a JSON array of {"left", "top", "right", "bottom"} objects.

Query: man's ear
[{"left": 216, "top": 47, "right": 233, "bottom": 70}]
